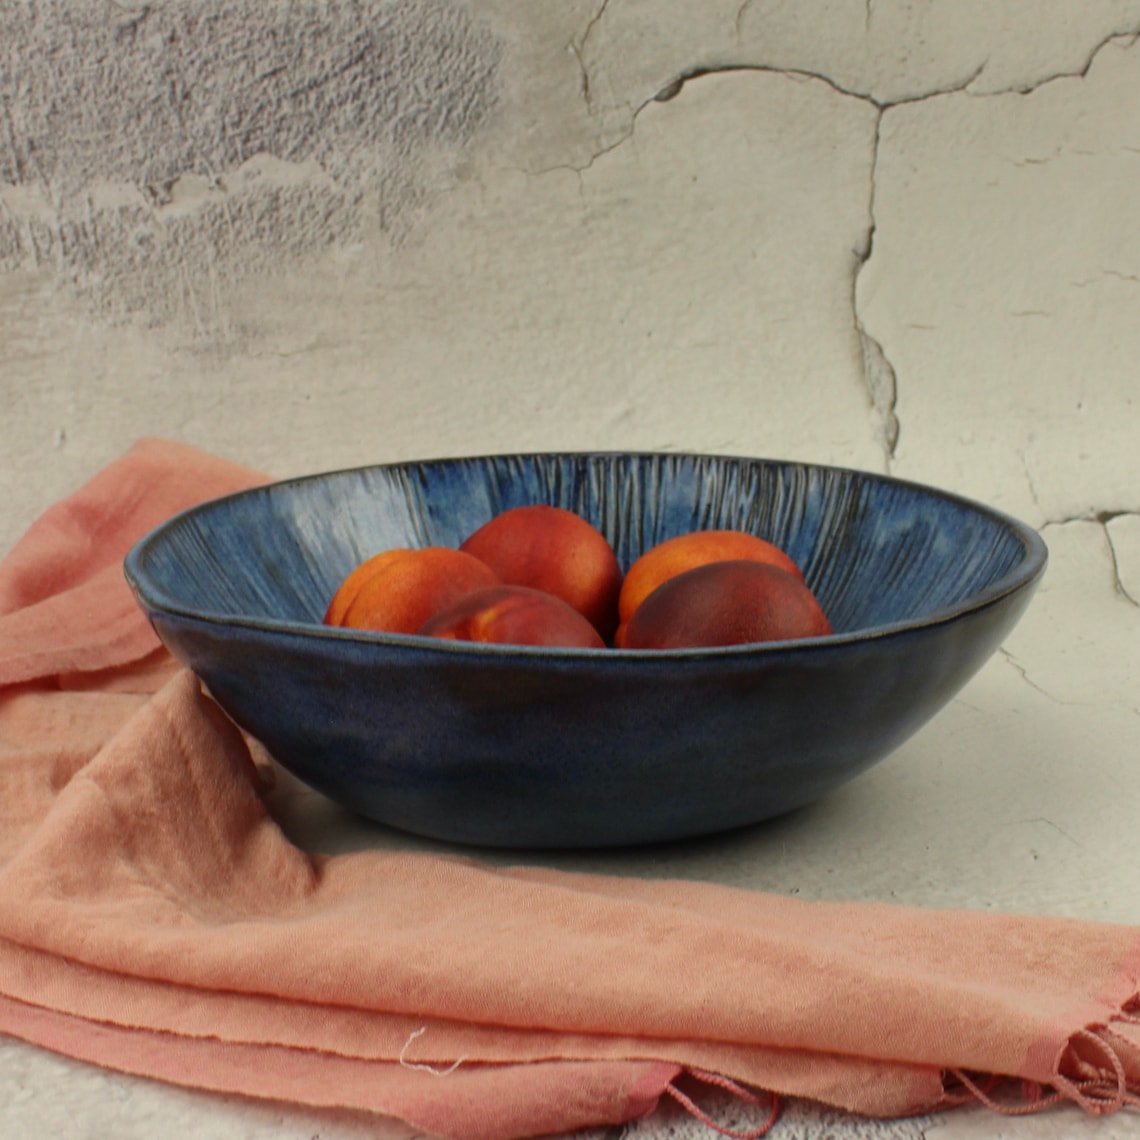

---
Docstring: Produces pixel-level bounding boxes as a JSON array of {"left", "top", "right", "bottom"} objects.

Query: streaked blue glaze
[{"left": 124, "top": 453, "right": 1047, "bottom": 848}]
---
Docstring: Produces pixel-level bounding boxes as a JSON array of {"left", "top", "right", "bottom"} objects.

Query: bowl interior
[{"left": 129, "top": 453, "right": 1041, "bottom": 640}]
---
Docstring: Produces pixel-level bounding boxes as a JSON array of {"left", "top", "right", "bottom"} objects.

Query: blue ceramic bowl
[{"left": 124, "top": 453, "right": 1046, "bottom": 848}]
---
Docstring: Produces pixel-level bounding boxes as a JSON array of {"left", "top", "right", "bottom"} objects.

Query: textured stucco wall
[{"left": 0, "top": 0, "right": 499, "bottom": 314}]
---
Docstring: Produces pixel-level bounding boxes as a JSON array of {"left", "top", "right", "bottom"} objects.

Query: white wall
[{"left": 3, "top": 0, "right": 1136, "bottom": 554}]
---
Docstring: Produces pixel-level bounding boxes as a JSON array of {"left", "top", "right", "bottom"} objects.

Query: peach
[
  {"left": 324, "top": 548, "right": 412, "bottom": 625},
  {"left": 335, "top": 547, "right": 500, "bottom": 635},
  {"left": 621, "top": 560, "right": 832, "bottom": 650},
  {"left": 418, "top": 585, "right": 606, "bottom": 649},
  {"left": 459, "top": 505, "right": 622, "bottom": 640},
  {"left": 619, "top": 529, "right": 803, "bottom": 625}
]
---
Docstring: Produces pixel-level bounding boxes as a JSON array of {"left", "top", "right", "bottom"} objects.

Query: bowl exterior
[
  {"left": 126, "top": 452, "right": 1046, "bottom": 848},
  {"left": 145, "top": 585, "right": 1034, "bottom": 848}
]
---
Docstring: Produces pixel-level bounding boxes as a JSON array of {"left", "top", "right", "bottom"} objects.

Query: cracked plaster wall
[{"left": 2, "top": 0, "right": 1137, "bottom": 554}]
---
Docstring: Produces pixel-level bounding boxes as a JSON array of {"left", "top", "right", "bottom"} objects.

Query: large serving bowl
[{"left": 124, "top": 452, "right": 1047, "bottom": 848}]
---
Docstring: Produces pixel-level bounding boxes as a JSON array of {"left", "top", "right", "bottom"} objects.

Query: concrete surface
[{"left": 1, "top": 1, "right": 1138, "bottom": 1137}]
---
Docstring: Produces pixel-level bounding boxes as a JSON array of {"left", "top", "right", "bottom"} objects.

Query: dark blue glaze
[{"left": 124, "top": 453, "right": 1047, "bottom": 848}]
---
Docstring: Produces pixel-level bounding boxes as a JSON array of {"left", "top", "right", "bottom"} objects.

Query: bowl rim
[{"left": 123, "top": 450, "right": 1049, "bottom": 661}]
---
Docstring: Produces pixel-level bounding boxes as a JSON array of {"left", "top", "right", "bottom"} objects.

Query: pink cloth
[{"left": 0, "top": 439, "right": 1137, "bottom": 1139}]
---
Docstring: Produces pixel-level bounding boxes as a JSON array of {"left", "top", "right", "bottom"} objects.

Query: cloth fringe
[
  {"left": 665, "top": 999, "right": 1140, "bottom": 1133},
  {"left": 663, "top": 1069, "right": 781, "bottom": 1138},
  {"left": 946, "top": 998, "right": 1140, "bottom": 1118}
]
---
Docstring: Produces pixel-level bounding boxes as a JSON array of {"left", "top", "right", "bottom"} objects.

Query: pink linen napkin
[{"left": 0, "top": 439, "right": 1137, "bottom": 1140}]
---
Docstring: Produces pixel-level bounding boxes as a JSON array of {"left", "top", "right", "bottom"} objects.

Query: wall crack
[
  {"left": 1039, "top": 513, "right": 1140, "bottom": 610},
  {"left": 566, "top": 26, "right": 1140, "bottom": 177},
  {"left": 1102, "top": 514, "right": 1140, "bottom": 609},
  {"left": 999, "top": 648, "right": 1087, "bottom": 707},
  {"left": 569, "top": 0, "right": 611, "bottom": 108},
  {"left": 1001, "top": 27, "right": 1140, "bottom": 96},
  {"left": 1039, "top": 510, "right": 1140, "bottom": 527},
  {"left": 854, "top": 108, "right": 898, "bottom": 469}
]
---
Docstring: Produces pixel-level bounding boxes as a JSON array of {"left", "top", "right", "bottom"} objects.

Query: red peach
[
  {"left": 336, "top": 547, "right": 500, "bottom": 635},
  {"left": 418, "top": 585, "right": 605, "bottom": 649},
  {"left": 324, "top": 548, "right": 412, "bottom": 625},
  {"left": 619, "top": 529, "right": 803, "bottom": 624},
  {"left": 621, "top": 560, "right": 831, "bottom": 650},
  {"left": 459, "top": 505, "right": 622, "bottom": 640}
]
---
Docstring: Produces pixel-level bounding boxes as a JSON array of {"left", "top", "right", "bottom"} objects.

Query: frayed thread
[
  {"left": 398, "top": 1026, "right": 467, "bottom": 1077},
  {"left": 947, "top": 1005, "right": 1140, "bottom": 1118},
  {"left": 663, "top": 1068, "right": 780, "bottom": 1138}
]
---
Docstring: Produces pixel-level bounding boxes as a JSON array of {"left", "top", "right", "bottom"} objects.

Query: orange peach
[
  {"left": 621, "top": 560, "right": 831, "bottom": 650},
  {"left": 459, "top": 505, "right": 622, "bottom": 640},
  {"left": 324, "top": 548, "right": 412, "bottom": 625},
  {"left": 619, "top": 530, "right": 803, "bottom": 624},
  {"left": 336, "top": 547, "right": 500, "bottom": 635},
  {"left": 418, "top": 585, "right": 606, "bottom": 649}
]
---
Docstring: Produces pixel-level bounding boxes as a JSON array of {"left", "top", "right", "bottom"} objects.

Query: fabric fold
[
  {"left": 0, "top": 439, "right": 268, "bottom": 685},
  {"left": 1, "top": 440, "right": 1138, "bottom": 1140}
]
